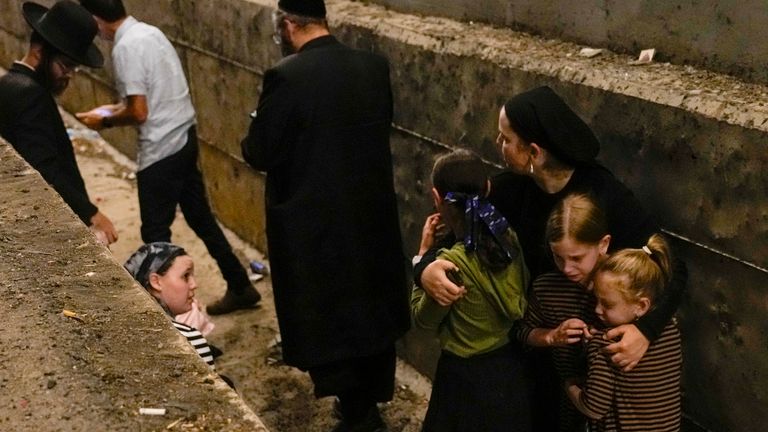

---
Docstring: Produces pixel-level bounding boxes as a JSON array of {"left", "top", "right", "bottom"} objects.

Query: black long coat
[
  {"left": 242, "top": 36, "right": 409, "bottom": 369},
  {"left": 0, "top": 63, "right": 97, "bottom": 223}
]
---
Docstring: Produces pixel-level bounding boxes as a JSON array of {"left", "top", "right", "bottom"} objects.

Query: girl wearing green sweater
[{"left": 412, "top": 150, "right": 530, "bottom": 432}]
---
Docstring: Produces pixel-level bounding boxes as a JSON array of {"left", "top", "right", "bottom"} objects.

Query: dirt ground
[{"left": 66, "top": 114, "right": 430, "bottom": 432}]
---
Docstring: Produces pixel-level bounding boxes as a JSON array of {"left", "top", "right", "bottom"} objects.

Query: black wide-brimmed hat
[
  {"left": 278, "top": 0, "right": 326, "bottom": 18},
  {"left": 23, "top": 1, "right": 103, "bottom": 68}
]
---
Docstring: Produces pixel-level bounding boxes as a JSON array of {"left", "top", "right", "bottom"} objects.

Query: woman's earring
[{"left": 528, "top": 161, "right": 534, "bottom": 174}]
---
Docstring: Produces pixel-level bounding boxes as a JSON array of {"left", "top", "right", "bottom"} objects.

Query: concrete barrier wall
[
  {"left": 371, "top": 0, "right": 768, "bottom": 86},
  {"left": 0, "top": 137, "right": 268, "bottom": 430},
  {"left": 2, "top": 1, "right": 767, "bottom": 431}
]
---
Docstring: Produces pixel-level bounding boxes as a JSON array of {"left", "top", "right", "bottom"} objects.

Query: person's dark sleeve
[
  {"left": 635, "top": 256, "right": 687, "bottom": 341},
  {"left": 241, "top": 67, "right": 296, "bottom": 171},
  {"left": 599, "top": 171, "right": 687, "bottom": 342},
  {"left": 9, "top": 93, "right": 97, "bottom": 224}
]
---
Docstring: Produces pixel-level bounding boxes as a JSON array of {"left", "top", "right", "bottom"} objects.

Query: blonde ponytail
[{"left": 596, "top": 234, "right": 672, "bottom": 303}]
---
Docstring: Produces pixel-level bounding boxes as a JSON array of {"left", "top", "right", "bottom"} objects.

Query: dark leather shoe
[
  {"left": 330, "top": 407, "right": 387, "bottom": 432},
  {"left": 207, "top": 286, "right": 261, "bottom": 315}
]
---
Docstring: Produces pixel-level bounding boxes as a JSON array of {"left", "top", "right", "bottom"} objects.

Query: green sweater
[{"left": 411, "top": 239, "right": 529, "bottom": 358}]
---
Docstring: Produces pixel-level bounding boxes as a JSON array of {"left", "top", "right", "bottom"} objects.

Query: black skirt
[{"left": 422, "top": 343, "right": 532, "bottom": 432}]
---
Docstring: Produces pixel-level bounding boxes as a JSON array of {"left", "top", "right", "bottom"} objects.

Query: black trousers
[
  {"left": 136, "top": 127, "right": 250, "bottom": 291},
  {"left": 308, "top": 346, "right": 396, "bottom": 420}
]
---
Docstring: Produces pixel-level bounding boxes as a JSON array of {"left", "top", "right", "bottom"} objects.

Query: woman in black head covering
[
  {"left": 414, "top": 86, "right": 687, "bottom": 431},
  {"left": 500, "top": 86, "right": 600, "bottom": 173}
]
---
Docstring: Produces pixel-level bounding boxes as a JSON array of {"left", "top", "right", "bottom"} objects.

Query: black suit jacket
[
  {"left": 0, "top": 63, "right": 97, "bottom": 223},
  {"left": 242, "top": 36, "right": 409, "bottom": 369}
]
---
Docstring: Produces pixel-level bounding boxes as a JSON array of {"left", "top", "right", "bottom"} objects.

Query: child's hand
[
  {"left": 418, "top": 213, "right": 442, "bottom": 256},
  {"left": 563, "top": 377, "right": 583, "bottom": 389},
  {"left": 582, "top": 325, "right": 597, "bottom": 340},
  {"left": 603, "top": 323, "right": 650, "bottom": 371},
  {"left": 564, "top": 378, "right": 582, "bottom": 404},
  {"left": 547, "top": 318, "right": 589, "bottom": 346}
]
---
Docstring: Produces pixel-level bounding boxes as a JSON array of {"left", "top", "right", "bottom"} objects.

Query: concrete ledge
[
  {"left": 370, "top": 0, "right": 768, "bottom": 86},
  {"left": 332, "top": 1, "right": 768, "bottom": 131},
  {"left": 0, "top": 137, "right": 267, "bottom": 430}
]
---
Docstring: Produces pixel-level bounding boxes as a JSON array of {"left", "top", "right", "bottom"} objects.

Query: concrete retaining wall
[
  {"left": 1, "top": 1, "right": 767, "bottom": 431},
  {"left": 371, "top": 0, "right": 768, "bottom": 86},
  {"left": 0, "top": 137, "right": 267, "bottom": 431}
]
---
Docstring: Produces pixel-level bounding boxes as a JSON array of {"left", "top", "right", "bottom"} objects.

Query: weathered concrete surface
[
  {"left": 0, "top": 137, "right": 268, "bottom": 431},
  {"left": 2, "top": 1, "right": 767, "bottom": 431},
  {"left": 372, "top": 0, "right": 768, "bottom": 85},
  {"left": 673, "top": 239, "right": 768, "bottom": 432},
  {"left": 197, "top": 139, "right": 268, "bottom": 252}
]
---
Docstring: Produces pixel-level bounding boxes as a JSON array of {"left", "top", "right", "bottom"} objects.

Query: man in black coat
[
  {"left": 241, "top": 1, "right": 409, "bottom": 430},
  {"left": 0, "top": 1, "right": 117, "bottom": 244}
]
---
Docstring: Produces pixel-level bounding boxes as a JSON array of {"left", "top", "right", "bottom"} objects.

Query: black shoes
[
  {"left": 207, "top": 285, "right": 262, "bottom": 315},
  {"left": 331, "top": 406, "right": 387, "bottom": 432}
]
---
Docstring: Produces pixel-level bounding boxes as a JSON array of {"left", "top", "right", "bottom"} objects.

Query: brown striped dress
[
  {"left": 580, "top": 321, "right": 682, "bottom": 432},
  {"left": 514, "top": 271, "right": 596, "bottom": 432}
]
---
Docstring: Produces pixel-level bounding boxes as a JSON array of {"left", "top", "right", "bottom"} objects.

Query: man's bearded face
[{"left": 36, "top": 51, "right": 77, "bottom": 96}]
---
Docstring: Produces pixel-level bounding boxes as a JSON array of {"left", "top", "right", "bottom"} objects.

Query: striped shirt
[
  {"left": 514, "top": 271, "right": 596, "bottom": 431},
  {"left": 172, "top": 320, "right": 215, "bottom": 369},
  {"left": 581, "top": 321, "right": 682, "bottom": 432},
  {"left": 515, "top": 271, "right": 596, "bottom": 379}
]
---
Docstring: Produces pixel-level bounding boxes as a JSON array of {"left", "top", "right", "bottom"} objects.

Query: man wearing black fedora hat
[
  {"left": 0, "top": 0, "right": 117, "bottom": 245},
  {"left": 75, "top": 0, "right": 261, "bottom": 315},
  {"left": 242, "top": 1, "right": 408, "bottom": 431}
]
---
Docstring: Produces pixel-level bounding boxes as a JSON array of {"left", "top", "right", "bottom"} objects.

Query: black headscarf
[{"left": 504, "top": 86, "right": 600, "bottom": 166}]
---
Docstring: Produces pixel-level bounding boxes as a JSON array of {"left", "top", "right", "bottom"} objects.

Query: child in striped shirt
[
  {"left": 566, "top": 234, "right": 682, "bottom": 431},
  {"left": 124, "top": 242, "right": 217, "bottom": 368},
  {"left": 515, "top": 192, "right": 609, "bottom": 431}
]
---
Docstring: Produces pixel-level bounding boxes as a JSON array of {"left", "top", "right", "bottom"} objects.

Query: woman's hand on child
[
  {"left": 602, "top": 324, "right": 650, "bottom": 371},
  {"left": 421, "top": 259, "right": 466, "bottom": 306},
  {"left": 547, "top": 318, "right": 589, "bottom": 346},
  {"left": 418, "top": 213, "right": 442, "bottom": 256}
]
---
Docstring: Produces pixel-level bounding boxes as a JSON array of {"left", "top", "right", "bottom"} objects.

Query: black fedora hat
[{"left": 23, "top": 1, "right": 103, "bottom": 68}]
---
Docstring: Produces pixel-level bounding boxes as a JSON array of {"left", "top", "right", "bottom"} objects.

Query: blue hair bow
[{"left": 444, "top": 192, "right": 516, "bottom": 260}]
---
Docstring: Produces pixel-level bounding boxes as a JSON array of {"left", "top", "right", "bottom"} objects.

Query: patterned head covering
[
  {"left": 444, "top": 192, "right": 517, "bottom": 260},
  {"left": 124, "top": 242, "right": 186, "bottom": 289}
]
